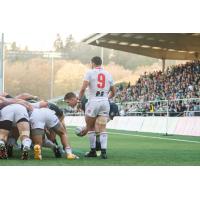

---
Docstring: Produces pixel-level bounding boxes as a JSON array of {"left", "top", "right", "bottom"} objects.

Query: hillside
[{"left": 4, "top": 57, "right": 168, "bottom": 99}]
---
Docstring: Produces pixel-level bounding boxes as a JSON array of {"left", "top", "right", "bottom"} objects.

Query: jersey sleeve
[
  {"left": 48, "top": 102, "right": 63, "bottom": 118},
  {"left": 31, "top": 102, "right": 40, "bottom": 108},
  {"left": 84, "top": 70, "right": 91, "bottom": 82}
]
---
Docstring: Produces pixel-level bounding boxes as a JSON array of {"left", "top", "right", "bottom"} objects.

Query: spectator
[{"left": 113, "top": 60, "right": 200, "bottom": 116}]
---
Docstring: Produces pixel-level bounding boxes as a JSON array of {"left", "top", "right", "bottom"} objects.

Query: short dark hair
[
  {"left": 64, "top": 92, "right": 76, "bottom": 100},
  {"left": 91, "top": 56, "right": 102, "bottom": 66}
]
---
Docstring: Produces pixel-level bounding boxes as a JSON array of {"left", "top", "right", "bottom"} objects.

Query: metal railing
[
  {"left": 51, "top": 96, "right": 200, "bottom": 117},
  {"left": 117, "top": 98, "right": 200, "bottom": 117}
]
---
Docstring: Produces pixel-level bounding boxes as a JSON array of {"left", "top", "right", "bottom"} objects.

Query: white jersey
[
  {"left": 0, "top": 104, "right": 29, "bottom": 124},
  {"left": 84, "top": 66, "right": 114, "bottom": 101},
  {"left": 30, "top": 102, "right": 40, "bottom": 109},
  {"left": 30, "top": 108, "right": 59, "bottom": 130}
]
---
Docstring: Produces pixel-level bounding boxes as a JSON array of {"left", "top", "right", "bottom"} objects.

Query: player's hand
[
  {"left": 17, "top": 100, "right": 33, "bottom": 111},
  {"left": 75, "top": 126, "right": 87, "bottom": 137}
]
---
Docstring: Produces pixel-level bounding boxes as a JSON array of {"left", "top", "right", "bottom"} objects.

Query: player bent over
[
  {"left": 78, "top": 56, "right": 115, "bottom": 159},
  {"left": 0, "top": 103, "right": 32, "bottom": 159},
  {"left": 30, "top": 108, "right": 78, "bottom": 160}
]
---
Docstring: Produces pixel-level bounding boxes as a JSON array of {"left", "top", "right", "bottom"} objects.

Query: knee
[{"left": 95, "top": 116, "right": 107, "bottom": 132}]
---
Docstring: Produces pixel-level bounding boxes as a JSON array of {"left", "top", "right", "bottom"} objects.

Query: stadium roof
[{"left": 82, "top": 33, "right": 200, "bottom": 60}]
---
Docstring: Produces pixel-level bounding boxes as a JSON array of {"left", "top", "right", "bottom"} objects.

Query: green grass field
[{"left": 1, "top": 127, "right": 200, "bottom": 166}]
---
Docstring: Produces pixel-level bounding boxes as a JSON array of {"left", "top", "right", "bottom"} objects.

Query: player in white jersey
[
  {"left": 30, "top": 107, "right": 78, "bottom": 160},
  {"left": 78, "top": 56, "right": 115, "bottom": 159},
  {"left": 0, "top": 98, "right": 33, "bottom": 159}
]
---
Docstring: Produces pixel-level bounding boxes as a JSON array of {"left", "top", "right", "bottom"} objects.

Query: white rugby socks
[
  {"left": 65, "top": 147, "right": 72, "bottom": 155},
  {"left": 22, "top": 138, "right": 32, "bottom": 150},
  {"left": 88, "top": 131, "right": 96, "bottom": 149},
  {"left": 100, "top": 132, "right": 108, "bottom": 149},
  {"left": 0, "top": 140, "right": 5, "bottom": 145}
]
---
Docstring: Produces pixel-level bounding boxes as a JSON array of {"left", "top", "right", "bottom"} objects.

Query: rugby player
[
  {"left": 64, "top": 92, "right": 119, "bottom": 152},
  {"left": 0, "top": 97, "right": 33, "bottom": 159},
  {"left": 20, "top": 96, "right": 65, "bottom": 158},
  {"left": 29, "top": 107, "right": 78, "bottom": 160},
  {"left": 77, "top": 56, "right": 115, "bottom": 159}
]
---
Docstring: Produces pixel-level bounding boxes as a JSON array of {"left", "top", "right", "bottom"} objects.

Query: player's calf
[
  {"left": 99, "top": 132, "right": 108, "bottom": 159},
  {"left": 17, "top": 120, "right": 32, "bottom": 160},
  {"left": 31, "top": 129, "right": 44, "bottom": 160},
  {"left": 0, "top": 123, "right": 12, "bottom": 159},
  {"left": 95, "top": 116, "right": 108, "bottom": 159},
  {"left": 6, "top": 137, "right": 16, "bottom": 158},
  {"left": 51, "top": 123, "right": 79, "bottom": 160}
]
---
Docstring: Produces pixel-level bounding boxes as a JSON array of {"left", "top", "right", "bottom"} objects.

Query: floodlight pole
[
  {"left": 101, "top": 47, "right": 104, "bottom": 65},
  {"left": 0, "top": 33, "right": 4, "bottom": 93},
  {"left": 50, "top": 56, "right": 54, "bottom": 99}
]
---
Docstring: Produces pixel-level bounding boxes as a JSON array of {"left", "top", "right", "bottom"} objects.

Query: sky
[
  {"left": 4, "top": 32, "right": 90, "bottom": 50},
  {"left": 0, "top": 0, "right": 94, "bottom": 50},
  {"left": 0, "top": 0, "right": 199, "bottom": 51}
]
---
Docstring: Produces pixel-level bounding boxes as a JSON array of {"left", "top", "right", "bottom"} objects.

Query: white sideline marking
[
  {"left": 108, "top": 132, "right": 200, "bottom": 144},
  {"left": 67, "top": 127, "right": 200, "bottom": 144}
]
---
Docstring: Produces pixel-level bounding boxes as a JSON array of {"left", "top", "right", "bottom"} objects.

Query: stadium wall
[{"left": 64, "top": 116, "right": 200, "bottom": 136}]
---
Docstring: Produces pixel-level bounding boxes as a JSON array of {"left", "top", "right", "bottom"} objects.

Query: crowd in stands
[{"left": 114, "top": 61, "right": 200, "bottom": 116}]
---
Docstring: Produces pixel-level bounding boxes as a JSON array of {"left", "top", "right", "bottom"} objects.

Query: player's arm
[
  {"left": 15, "top": 99, "right": 33, "bottom": 111},
  {"left": 78, "top": 71, "right": 90, "bottom": 100},
  {"left": 0, "top": 96, "right": 33, "bottom": 111},
  {"left": 108, "top": 75, "right": 115, "bottom": 99},
  {"left": 39, "top": 101, "right": 48, "bottom": 108},
  {"left": 0, "top": 96, "right": 21, "bottom": 107},
  {"left": 15, "top": 93, "right": 38, "bottom": 101},
  {"left": 108, "top": 85, "right": 116, "bottom": 99},
  {"left": 31, "top": 101, "right": 48, "bottom": 109},
  {"left": 0, "top": 92, "right": 12, "bottom": 97},
  {"left": 0, "top": 96, "right": 11, "bottom": 108},
  {"left": 78, "top": 80, "right": 89, "bottom": 100}
]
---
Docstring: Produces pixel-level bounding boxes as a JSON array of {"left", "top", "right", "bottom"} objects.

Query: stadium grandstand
[
  {"left": 61, "top": 33, "right": 200, "bottom": 138},
  {"left": 82, "top": 33, "right": 200, "bottom": 60},
  {"left": 54, "top": 34, "right": 200, "bottom": 117}
]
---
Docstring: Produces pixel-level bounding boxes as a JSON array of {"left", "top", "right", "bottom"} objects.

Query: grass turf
[{"left": 1, "top": 127, "right": 200, "bottom": 166}]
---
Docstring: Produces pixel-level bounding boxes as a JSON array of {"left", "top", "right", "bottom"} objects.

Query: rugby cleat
[
  {"left": 34, "top": 145, "right": 42, "bottom": 160},
  {"left": 53, "top": 146, "right": 62, "bottom": 158},
  {"left": 100, "top": 152, "right": 108, "bottom": 159},
  {"left": 21, "top": 147, "right": 29, "bottom": 160},
  {"left": 85, "top": 149, "right": 97, "bottom": 158},
  {"left": 100, "top": 149, "right": 108, "bottom": 159},
  {"left": 0, "top": 143, "right": 8, "bottom": 159},
  {"left": 66, "top": 153, "right": 79, "bottom": 160}
]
